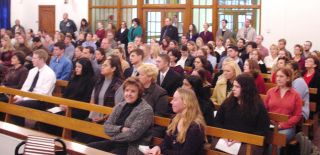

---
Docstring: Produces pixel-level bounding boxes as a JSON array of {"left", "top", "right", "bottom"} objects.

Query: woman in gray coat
[{"left": 88, "top": 77, "right": 154, "bottom": 155}]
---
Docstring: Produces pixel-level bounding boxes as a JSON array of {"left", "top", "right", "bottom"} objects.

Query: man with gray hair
[{"left": 59, "top": 13, "right": 77, "bottom": 36}]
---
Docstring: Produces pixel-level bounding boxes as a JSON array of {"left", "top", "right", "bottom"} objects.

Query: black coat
[
  {"left": 115, "top": 28, "right": 129, "bottom": 45},
  {"left": 157, "top": 68, "right": 183, "bottom": 96},
  {"left": 160, "top": 25, "right": 179, "bottom": 42},
  {"left": 306, "top": 71, "right": 320, "bottom": 111}
]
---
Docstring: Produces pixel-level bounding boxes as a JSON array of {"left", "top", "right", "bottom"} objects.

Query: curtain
[{"left": 0, "top": 0, "right": 11, "bottom": 29}]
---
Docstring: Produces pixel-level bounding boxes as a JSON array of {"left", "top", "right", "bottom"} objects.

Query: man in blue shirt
[
  {"left": 50, "top": 42, "right": 73, "bottom": 80},
  {"left": 63, "top": 34, "right": 75, "bottom": 60}
]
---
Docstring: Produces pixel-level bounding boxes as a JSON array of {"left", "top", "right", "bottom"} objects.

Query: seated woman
[
  {"left": 137, "top": 63, "right": 169, "bottom": 137},
  {"left": 72, "top": 46, "right": 83, "bottom": 69},
  {"left": 147, "top": 88, "right": 207, "bottom": 155},
  {"left": 302, "top": 55, "right": 320, "bottom": 112},
  {"left": 211, "top": 60, "right": 241, "bottom": 106},
  {"left": 264, "top": 44, "right": 279, "bottom": 69},
  {"left": 293, "top": 44, "right": 305, "bottom": 70},
  {"left": 192, "top": 56, "right": 213, "bottom": 82},
  {"left": 88, "top": 55, "right": 123, "bottom": 123},
  {"left": 113, "top": 47, "right": 130, "bottom": 71},
  {"left": 95, "top": 48, "right": 106, "bottom": 67},
  {"left": 243, "top": 59, "right": 266, "bottom": 94},
  {"left": 265, "top": 68, "right": 302, "bottom": 142},
  {"left": 271, "top": 57, "right": 289, "bottom": 83},
  {"left": 249, "top": 49, "right": 268, "bottom": 73},
  {"left": 88, "top": 77, "right": 154, "bottom": 155},
  {"left": 286, "top": 60, "right": 310, "bottom": 120},
  {"left": 168, "top": 48, "right": 184, "bottom": 75},
  {"left": 192, "top": 68, "right": 213, "bottom": 98},
  {"left": 213, "top": 74, "right": 270, "bottom": 154},
  {"left": 61, "top": 58, "right": 96, "bottom": 119},
  {"left": 182, "top": 75, "right": 215, "bottom": 126},
  {"left": 38, "top": 58, "right": 96, "bottom": 136},
  {"left": 0, "top": 36, "right": 15, "bottom": 68}
]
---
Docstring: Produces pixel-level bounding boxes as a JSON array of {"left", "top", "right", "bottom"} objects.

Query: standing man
[
  {"left": 255, "top": 35, "right": 269, "bottom": 59},
  {"left": 160, "top": 18, "right": 178, "bottom": 42},
  {"left": 59, "top": 13, "right": 77, "bottom": 37},
  {"left": 11, "top": 19, "right": 25, "bottom": 34},
  {"left": 303, "top": 41, "right": 313, "bottom": 58},
  {"left": 237, "top": 18, "right": 257, "bottom": 42},
  {"left": 216, "top": 19, "right": 233, "bottom": 43}
]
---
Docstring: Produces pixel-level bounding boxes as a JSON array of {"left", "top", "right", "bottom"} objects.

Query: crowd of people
[{"left": 0, "top": 12, "right": 320, "bottom": 155}]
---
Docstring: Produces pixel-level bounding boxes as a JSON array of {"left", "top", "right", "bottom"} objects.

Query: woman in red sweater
[
  {"left": 265, "top": 67, "right": 302, "bottom": 143},
  {"left": 243, "top": 59, "right": 266, "bottom": 94}
]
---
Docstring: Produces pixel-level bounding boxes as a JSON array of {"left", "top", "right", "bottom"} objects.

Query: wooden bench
[
  {"left": 0, "top": 86, "right": 266, "bottom": 155},
  {"left": 52, "top": 80, "right": 69, "bottom": 97},
  {"left": 265, "top": 83, "right": 277, "bottom": 93},
  {"left": 261, "top": 73, "right": 272, "bottom": 82}
]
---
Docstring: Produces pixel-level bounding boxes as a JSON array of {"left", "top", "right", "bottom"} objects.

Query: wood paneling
[{"left": 39, "top": 5, "right": 55, "bottom": 36}]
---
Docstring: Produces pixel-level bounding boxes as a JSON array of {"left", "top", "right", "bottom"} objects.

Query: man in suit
[
  {"left": 124, "top": 48, "right": 144, "bottom": 79},
  {"left": 160, "top": 18, "right": 179, "bottom": 42},
  {"left": 216, "top": 19, "right": 233, "bottom": 43},
  {"left": 156, "top": 54, "right": 183, "bottom": 96}
]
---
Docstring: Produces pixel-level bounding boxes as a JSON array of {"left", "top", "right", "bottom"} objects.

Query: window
[
  {"left": 219, "top": 0, "right": 260, "bottom": 5},
  {"left": 91, "top": 9, "right": 117, "bottom": 32},
  {"left": 193, "top": 8, "right": 213, "bottom": 33},
  {"left": 123, "top": 0, "right": 137, "bottom": 5},
  {"left": 122, "top": 8, "right": 138, "bottom": 26},
  {"left": 193, "top": 0, "right": 212, "bottom": 5},
  {"left": 144, "top": 0, "right": 186, "bottom": 4},
  {"left": 92, "top": 0, "right": 117, "bottom": 6}
]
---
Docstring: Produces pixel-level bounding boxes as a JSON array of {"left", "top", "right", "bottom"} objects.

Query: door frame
[{"left": 142, "top": 9, "right": 186, "bottom": 42}]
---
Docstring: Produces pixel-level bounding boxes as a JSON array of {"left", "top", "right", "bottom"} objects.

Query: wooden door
[
  {"left": 143, "top": 9, "right": 185, "bottom": 42},
  {"left": 39, "top": 5, "right": 55, "bottom": 36}
]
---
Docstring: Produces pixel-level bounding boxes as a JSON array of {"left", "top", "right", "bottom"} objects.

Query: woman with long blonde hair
[
  {"left": 147, "top": 88, "right": 207, "bottom": 155},
  {"left": 0, "top": 36, "right": 15, "bottom": 67}
]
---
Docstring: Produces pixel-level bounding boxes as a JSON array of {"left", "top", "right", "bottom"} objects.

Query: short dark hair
[
  {"left": 278, "top": 38, "right": 287, "bottom": 45},
  {"left": 131, "top": 18, "right": 140, "bottom": 25},
  {"left": 54, "top": 41, "right": 66, "bottom": 50},
  {"left": 222, "top": 19, "right": 228, "bottom": 23},
  {"left": 130, "top": 48, "right": 144, "bottom": 59},
  {"left": 246, "top": 41, "right": 257, "bottom": 49},
  {"left": 84, "top": 46, "right": 95, "bottom": 54},
  {"left": 227, "top": 45, "right": 239, "bottom": 52},
  {"left": 181, "top": 45, "right": 188, "bottom": 51},
  {"left": 168, "top": 48, "right": 181, "bottom": 63},
  {"left": 12, "top": 51, "right": 26, "bottom": 65}
]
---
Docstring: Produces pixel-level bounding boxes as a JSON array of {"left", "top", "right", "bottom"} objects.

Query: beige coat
[{"left": 211, "top": 79, "right": 231, "bottom": 106}]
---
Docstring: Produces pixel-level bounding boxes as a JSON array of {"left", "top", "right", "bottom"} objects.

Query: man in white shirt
[{"left": 12, "top": 49, "right": 56, "bottom": 126}]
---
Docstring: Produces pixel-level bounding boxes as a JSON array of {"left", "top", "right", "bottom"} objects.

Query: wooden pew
[
  {"left": 0, "top": 86, "right": 267, "bottom": 155},
  {"left": 261, "top": 73, "right": 272, "bottom": 82},
  {"left": 304, "top": 88, "right": 318, "bottom": 137},
  {"left": 265, "top": 83, "right": 277, "bottom": 93},
  {"left": 52, "top": 80, "right": 69, "bottom": 97}
]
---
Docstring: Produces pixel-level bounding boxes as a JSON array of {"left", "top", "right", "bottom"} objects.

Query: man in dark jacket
[
  {"left": 160, "top": 17, "right": 178, "bottom": 42},
  {"left": 59, "top": 13, "right": 77, "bottom": 37}
]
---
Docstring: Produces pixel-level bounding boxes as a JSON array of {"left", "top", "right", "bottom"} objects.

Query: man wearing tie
[
  {"left": 160, "top": 18, "right": 179, "bottom": 42},
  {"left": 12, "top": 49, "right": 56, "bottom": 126},
  {"left": 236, "top": 18, "right": 257, "bottom": 42},
  {"left": 156, "top": 54, "right": 182, "bottom": 96}
]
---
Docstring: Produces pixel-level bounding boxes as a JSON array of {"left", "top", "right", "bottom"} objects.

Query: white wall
[
  {"left": 261, "top": 0, "right": 320, "bottom": 51},
  {"left": 11, "top": 0, "right": 320, "bottom": 51},
  {"left": 11, "top": 0, "right": 88, "bottom": 33}
]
